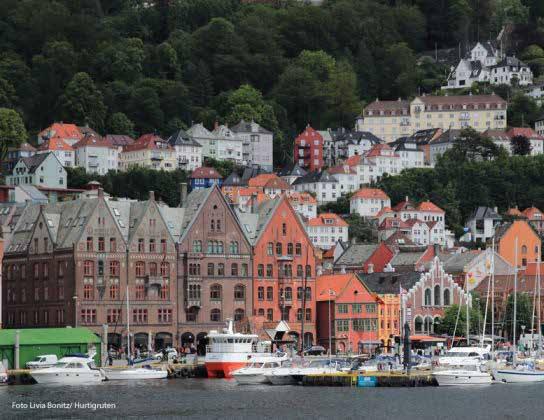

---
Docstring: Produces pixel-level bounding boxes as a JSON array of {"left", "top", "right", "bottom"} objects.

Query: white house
[
  {"left": 210, "top": 124, "right": 243, "bottom": 164},
  {"left": 525, "top": 83, "right": 544, "bottom": 106},
  {"left": 231, "top": 120, "right": 274, "bottom": 171},
  {"left": 165, "top": 129, "right": 203, "bottom": 171},
  {"left": 363, "top": 143, "right": 401, "bottom": 177},
  {"left": 278, "top": 163, "right": 307, "bottom": 185},
  {"left": 328, "top": 164, "right": 358, "bottom": 195},
  {"left": 507, "top": 127, "right": 544, "bottom": 155},
  {"left": 73, "top": 134, "right": 118, "bottom": 174},
  {"left": 392, "top": 138, "right": 425, "bottom": 169},
  {"left": 305, "top": 213, "right": 349, "bottom": 250},
  {"left": 6, "top": 153, "right": 67, "bottom": 189},
  {"left": 286, "top": 191, "right": 317, "bottom": 220},
  {"left": 187, "top": 123, "right": 215, "bottom": 159},
  {"left": 490, "top": 57, "right": 533, "bottom": 86},
  {"left": 536, "top": 115, "right": 544, "bottom": 136},
  {"left": 36, "top": 137, "right": 75, "bottom": 168},
  {"left": 465, "top": 206, "right": 502, "bottom": 243},
  {"left": 349, "top": 188, "right": 391, "bottom": 217},
  {"left": 291, "top": 170, "right": 339, "bottom": 204}
]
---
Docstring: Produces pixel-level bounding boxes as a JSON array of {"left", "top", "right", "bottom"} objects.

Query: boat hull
[
  {"left": 432, "top": 371, "right": 492, "bottom": 386},
  {"left": 105, "top": 369, "right": 168, "bottom": 381},
  {"left": 205, "top": 361, "right": 247, "bottom": 379},
  {"left": 494, "top": 370, "right": 544, "bottom": 383},
  {"left": 233, "top": 373, "right": 268, "bottom": 385},
  {"left": 265, "top": 374, "right": 297, "bottom": 385},
  {"left": 31, "top": 370, "right": 104, "bottom": 384}
]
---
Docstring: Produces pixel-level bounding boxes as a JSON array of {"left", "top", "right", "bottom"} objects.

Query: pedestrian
[{"left": 108, "top": 346, "right": 113, "bottom": 366}]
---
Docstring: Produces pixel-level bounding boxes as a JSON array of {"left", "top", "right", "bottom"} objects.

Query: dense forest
[{"left": 1, "top": 0, "right": 544, "bottom": 166}]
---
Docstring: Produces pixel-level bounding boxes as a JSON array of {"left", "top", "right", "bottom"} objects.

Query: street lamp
[{"left": 73, "top": 295, "right": 78, "bottom": 328}]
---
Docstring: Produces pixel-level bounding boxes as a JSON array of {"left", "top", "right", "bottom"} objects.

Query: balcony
[
  {"left": 145, "top": 275, "right": 166, "bottom": 288},
  {"left": 186, "top": 299, "right": 201, "bottom": 308},
  {"left": 88, "top": 158, "right": 99, "bottom": 167},
  {"left": 151, "top": 152, "right": 164, "bottom": 161}
]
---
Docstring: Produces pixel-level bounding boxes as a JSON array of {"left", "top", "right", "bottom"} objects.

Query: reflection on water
[{"left": 2, "top": 378, "right": 544, "bottom": 419}]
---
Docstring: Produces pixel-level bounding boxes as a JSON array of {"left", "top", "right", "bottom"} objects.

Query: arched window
[
  {"left": 234, "top": 284, "right": 245, "bottom": 300},
  {"left": 234, "top": 308, "right": 245, "bottom": 321},
  {"left": 443, "top": 289, "right": 451, "bottom": 306},
  {"left": 149, "top": 262, "right": 158, "bottom": 276},
  {"left": 210, "top": 220, "right": 215, "bottom": 231},
  {"left": 160, "top": 262, "right": 169, "bottom": 277},
  {"left": 258, "top": 308, "right": 265, "bottom": 316},
  {"left": 135, "top": 261, "right": 145, "bottom": 277},
  {"left": 287, "top": 243, "right": 293, "bottom": 255},
  {"left": 217, "top": 241, "right": 224, "bottom": 254},
  {"left": 230, "top": 241, "right": 239, "bottom": 254},
  {"left": 295, "top": 243, "right": 302, "bottom": 256},
  {"left": 207, "top": 263, "right": 214, "bottom": 276},
  {"left": 257, "top": 287, "right": 264, "bottom": 300},
  {"left": 297, "top": 265, "right": 303, "bottom": 277},
  {"left": 305, "top": 287, "right": 312, "bottom": 301},
  {"left": 285, "top": 287, "right": 292, "bottom": 300},
  {"left": 217, "top": 263, "right": 225, "bottom": 276},
  {"left": 305, "top": 265, "right": 311, "bottom": 278},
  {"left": 266, "top": 287, "right": 273, "bottom": 301},
  {"left": 296, "top": 308, "right": 303, "bottom": 321},
  {"left": 216, "top": 219, "right": 221, "bottom": 231},
  {"left": 193, "top": 240, "right": 202, "bottom": 252},
  {"left": 231, "top": 263, "right": 238, "bottom": 276},
  {"left": 257, "top": 264, "right": 264, "bottom": 277},
  {"left": 266, "top": 308, "right": 273, "bottom": 321},
  {"left": 207, "top": 241, "right": 213, "bottom": 253},
  {"left": 424, "top": 317, "right": 433, "bottom": 334},
  {"left": 522, "top": 245, "right": 528, "bottom": 254},
  {"left": 210, "top": 284, "right": 222, "bottom": 300},
  {"left": 414, "top": 316, "right": 424, "bottom": 333},
  {"left": 297, "top": 287, "right": 304, "bottom": 300},
  {"left": 83, "top": 260, "right": 94, "bottom": 276},
  {"left": 210, "top": 309, "right": 221, "bottom": 322},
  {"left": 276, "top": 242, "right": 282, "bottom": 255},
  {"left": 305, "top": 308, "right": 311, "bottom": 321},
  {"left": 424, "top": 288, "right": 432, "bottom": 306},
  {"left": 434, "top": 285, "right": 441, "bottom": 306}
]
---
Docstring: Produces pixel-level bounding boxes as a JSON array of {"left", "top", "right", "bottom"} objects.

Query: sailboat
[
  {"left": 104, "top": 286, "right": 167, "bottom": 381},
  {"left": 494, "top": 244, "right": 544, "bottom": 383}
]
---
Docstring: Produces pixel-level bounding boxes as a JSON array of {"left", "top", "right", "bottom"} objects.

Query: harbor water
[{"left": 2, "top": 379, "right": 544, "bottom": 419}]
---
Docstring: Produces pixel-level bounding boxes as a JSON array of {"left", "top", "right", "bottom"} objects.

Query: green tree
[
  {"left": 490, "top": 0, "right": 529, "bottom": 32},
  {"left": 434, "top": 303, "right": 485, "bottom": 338},
  {"left": 107, "top": 112, "right": 135, "bottom": 137},
  {"left": 0, "top": 78, "right": 17, "bottom": 108},
  {"left": 325, "top": 61, "right": 360, "bottom": 128},
  {"left": 345, "top": 214, "right": 375, "bottom": 243},
  {"left": 441, "top": 128, "right": 507, "bottom": 162},
  {"left": 59, "top": 72, "right": 107, "bottom": 132},
  {"left": 504, "top": 293, "right": 533, "bottom": 342},
  {"left": 520, "top": 45, "right": 544, "bottom": 77},
  {"left": 510, "top": 135, "right": 532, "bottom": 156},
  {"left": 128, "top": 86, "right": 164, "bottom": 134},
  {"left": 508, "top": 94, "right": 541, "bottom": 127},
  {"left": 95, "top": 38, "right": 145, "bottom": 83},
  {"left": 0, "top": 108, "right": 27, "bottom": 161}
]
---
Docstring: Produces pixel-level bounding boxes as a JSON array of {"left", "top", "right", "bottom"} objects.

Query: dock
[{"left": 302, "top": 371, "right": 438, "bottom": 387}]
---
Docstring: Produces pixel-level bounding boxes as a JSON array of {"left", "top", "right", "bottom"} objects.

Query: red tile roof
[
  {"left": 286, "top": 191, "right": 317, "bottom": 205},
  {"left": 323, "top": 246, "right": 336, "bottom": 259},
  {"left": 73, "top": 134, "right": 114, "bottom": 149},
  {"left": 39, "top": 123, "right": 83, "bottom": 141},
  {"left": 365, "top": 143, "right": 398, "bottom": 158},
  {"left": 123, "top": 134, "right": 170, "bottom": 152},
  {"left": 316, "top": 273, "right": 355, "bottom": 301},
  {"left": 417, "top": 201, "right": 444, "bottom": 213},
  {"left": 307, "top": 213, "right": 348, "bottom": 227},
  {"left": 328, "top": 164, "right": 357, "bottom": 175},
  {"left": 522, "top": 206, "right": 543, "bottom": 220},
  {"left": 344, "top": 155, "right": 362, "bottom": 167},
  {"left": 506, "top": 207, "right": 525, "bottom": 217},
  {"left": 295, "top": 125, "right": 323, "bottom": 143},
  {"left": 190, "top": 166, "right": 222, "bottom": 179},
  {"left": 38, "top": 136, "right": 74, "bottom": 151},
  {"left": 248, "top": 174, "right": 290, "bottom": 190},
  {"left": 507, "top": 127, "right": 544, "bottom": 140},
  {"left": 351, "top": 188, "right": 389, "bottom": 201},
  {"left": 379, "top": 217, "right": 409, "bottom": 230},
  {"left": 376, "top": 206, "right": 394, "bottom": 218}
]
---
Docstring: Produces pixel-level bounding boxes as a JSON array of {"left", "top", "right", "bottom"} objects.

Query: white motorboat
[
  {"left": 494, "top": 362, "right": 544, "bottom": 383},
  {"left": 265, "top": 359, "right": 343, "bottom": 385},
  {"left": 105, "top": 365, "right": 168, "bottom": 381},
  {"left": 436, "top": 346, "right": 491, "bottom": 369},
  {"left": 266, "top": 368, "right": 299, "bottom": 385},
  {"left": 432, "top": 363, "right": 492, "bottom": 386},
  {"left": 30, "top": 356, "right": 105, "bottom": 384},
  {"left": 232, "top": 360, "right": 284, "bottom": 385}
]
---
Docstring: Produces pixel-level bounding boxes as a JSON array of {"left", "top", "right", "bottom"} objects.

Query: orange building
[
  {"left": 316, "top": 273, "right": 381, "bottom": 354},
  {"left": 239, "top": 195, "right": 318, "bottom": 348},
  {"left": 494, "top": 220, "right": 541, "bottom": 268}
]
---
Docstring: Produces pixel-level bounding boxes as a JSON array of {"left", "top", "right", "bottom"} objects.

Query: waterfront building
[
  {"left": 238, "top": 195, "right": 318, "bottom": 348},
  {"left": 316, "top": 273, "right": 380, "bottom": 354},
  {"left": 294, "top": 125, "right": 324, "bottom": 172}
]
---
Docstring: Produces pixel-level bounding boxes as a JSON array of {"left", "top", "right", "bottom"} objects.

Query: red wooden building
[{"left": 293, "top": 125, "right": 324, "bottom": 172}]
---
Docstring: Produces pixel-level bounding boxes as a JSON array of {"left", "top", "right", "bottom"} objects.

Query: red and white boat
[{"left": 205, "top": 320, "right": 286, "bottom": 378}]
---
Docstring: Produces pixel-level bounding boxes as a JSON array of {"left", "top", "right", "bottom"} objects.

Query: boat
[
  {"left": 30, "top": 356, "right": 105, "bottom": 384},
  {"left": 105, "top": 365, "right": 168, "bottom": 381},
  {"left": 232, "top": 360, "right": 284, "bottom": 385},
  {"left": 436, "top": 346, "right": 491, "bottom": 368},
  {"left": 433, "top": 362, "right": 493, "bottom": 386},
  {"left": 0, "top": 361, "right": 8, "bottom": 385},
  {"left": 494, "top": 361, "right": 544, "bottom": 383},
  {"left": 204, "top": 319, "right": 285, "bottom": 379}
]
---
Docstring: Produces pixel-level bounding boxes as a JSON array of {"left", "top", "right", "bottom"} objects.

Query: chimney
[
  {"left": 494, "top": 206, "right": 498, "bottom": 213},
  {"left": 367, "top": 263, "right": 374, "bottom": 274},
  {"left": 149, "top": 191, "right": 155, "bottom": 201},
  {"left": 180, "top": 183, "right": 187, "bottom": 207}
]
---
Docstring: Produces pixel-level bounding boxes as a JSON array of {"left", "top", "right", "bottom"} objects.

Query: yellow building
[
  {"left": 119, "top": 134, "right": 178, "bottom": 171},
  {"left": 377, "top": 294, "right": 401, "bottom": 347},
  {"left": 356, "top": 94, "right": 507, "bottom": 143}
]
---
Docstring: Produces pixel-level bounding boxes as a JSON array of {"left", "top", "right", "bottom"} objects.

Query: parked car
[
  {"left": 26, "top": 355, "right": 58, "bottom": 369},
  {"left": 303, "top": 346, "right": 326, "bottom": 356}
]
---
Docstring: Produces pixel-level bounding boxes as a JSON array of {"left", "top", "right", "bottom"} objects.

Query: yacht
[
  {"left": 494, "top": 362, "right": 544, "bottom": 383},
  {"left": 30, "top": 356, "right": 105, "bottom": 384},
  {"left": 105, "top": 365, "right": 168, "bottom": 381},
  {"left": 436, "top": 346, "right": 491, "bottom": 369},
  {"left": 205, "top": 319, "right": 285, "bottom": 379},
  {"left": 232, "top": 360, "right": 285, "bottom": 385},
  {"left": 432, "top": 362, "right": 493, "bottom": 386},
  {"left": 266, "top": 359, "right": 345, "bottom": 385}
]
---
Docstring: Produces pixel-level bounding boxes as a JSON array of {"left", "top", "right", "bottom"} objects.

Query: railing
[{"left": 186, "top": 299, "right": 201, "bottom": 308}]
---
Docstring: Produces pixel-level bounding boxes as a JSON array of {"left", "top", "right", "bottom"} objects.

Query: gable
[{"left": 127, "top": 200, "right": 176, "bottom": 252}]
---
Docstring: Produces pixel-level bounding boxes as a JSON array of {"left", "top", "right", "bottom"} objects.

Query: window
[
  {"left": 295, "top": 243, "right": 302, "bottom": 256},
  {"left": 149, "top": 239, "right": 156, "bottom": 253},
  {"left": 297, "top": 287, "right": 303, "bottom": 300},
  {"left": 109, "top": 279, "right": 119, "bottom": 299},
  {"left": 210, "top": 284, "right": 222, "bottom": 300},
  {"left": 43, "top": 263, "right": 49, "bottom": 279},
  {"left": 305, "top": 265, "right": 311, "bottom": 278},
  {"left": 257, "top": 264, "right": 264, "bottom": 277},
  {"left": 305, "top": 308, "right": 311, "bottom": 321},
  {"left": 266, "top": 287, "right": 273, "bottom": 301},
  {"left": 297, "top": 308, "right": 303, "bottom": 321},
  {"left": 86, "top": 237, "right": 93, "bottom": 251},
  {"left": 135, "top": 279, "right": 145, "bottom": 300},
  {"left": 297, "top": 265, "right": 303, "bottom": 277},
  {"left": 210, "top": 309, "right": 221, "bottom": 322},
  {"left": 80, "top": 309, "right": 96, "bottom": 324},
  {"left": 160, "top": 262, "right": 169, "bottom": 277},
  {"left": 189, "top": 263, "right": 200, "bottom": 275},
  {"left": 135, "top": 261, "right": 145, "bottom": 277},
  {"left": 443, "top": 289, "right": 451, "bottom": 306},
  {"left": 522, "top": 245, "right": 528, "bottom": 254},
  {"left": 276, "top": 242, "right": 282, "bottom": 255},
  {"left": 258, "top": 308, "right": 265, "bottom": 316},
  {"left": 337, "top": 304, "right": 348, "bottom": 314},
  {"left": 109, "top": 260, "right": 120, "bottom": 277},
  {"left": 267, "top": 308, "right": 273, "bottom": 321},
  {"left": 234, "top": 308, "right": 245, "bottom": 321},
  {"left": 424, "top": 288, "right": 432, "bottom": 306},
  {"left": 336, "top": 320, "right": 349, "bottom": 332},
  {"left": 287, "top": 243, "right": 293, "bottom": 255},
  {"left": 149, "top": 262, "right": 158, "bottom": 276},
  {"left": 258, "top": 287, "right": 264, "bottom": 300},
  {"left": 186, "top": 307, "right": 198, "bottom": 322},
  {"left": 158, "top": 308, "right": 172, "bottom": 323},
  {"left": 84, "top": 260, "right": 94, "bottom": 276},
  {"left": 98, "top": 237, "right": 105, "bottom": 252},
  {"left": 352, "top": 304, "right": 362, "bottom": 313},
  {"left": 107, "top": 308, "right": 121, "bottom": 324},
  {"left": 207, "top": 263, "right": 214, "bottom": 276},
  {"left": 161, "top": 239, "right": 167, "bottom": 253},
  {"left": 217, "top": 241, "right": 224, "bottom": 254},
  {"left": 284, "top": 287, "right": 292, "bottom": 300},
  {"left": 132, "top": 308, "right": 148, "bottom": 323},
  {"left": 138, "top": 239, "right": 144, "bottom": 252},
  {"left": 241, "top": 263, "right": 248, "bottom": 276},
  {"left": 231, "top": 263, "right": 238, "bottom": 276},
  {"left": 267, "top": 242, "right": 273, "bottom": 256},
  {"left": 110, "top": 238, "right": 116, "bottom": 252},
  {"left": 365, "top": 304, "right": 377, "bottom": 313},
  {"left": 282, "top": 223, "right": 287, "bottom": 235},
  {"left": 217, "top": 263, "right": 225, "bottom": 276},
  {"left": 266, "top": 264, "right": 273, "bottom": 277},
  {"left": 230, "top": 241, "right": 239, "bottom": 254},
  {"left": 434, "top": 285, "right": 441, "bottom": 306},
  {"left": 188, "top": 284, "right": 201, "bottom": 300},
  {"left": 193, "top": 240, "right": 202, "bottom": 252}
]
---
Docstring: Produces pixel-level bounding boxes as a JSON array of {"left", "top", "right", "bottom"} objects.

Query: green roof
[{"left": 0, "top": 328, "right": 101, "bottom": 346}]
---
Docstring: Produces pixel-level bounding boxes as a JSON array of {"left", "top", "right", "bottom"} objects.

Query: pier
[{"left": 302, "top": 372, "right": 438, "bottom": 387}]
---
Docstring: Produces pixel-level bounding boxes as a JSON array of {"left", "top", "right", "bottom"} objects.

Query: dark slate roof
[
  {"left": 278, "top": 163, "right": 307, "bottom": 178},
  {"left": 335, "top": 244, "right": 380, "bottom": 267},
  {"left": 441, "top": 251, "right": 483, "bottom": 274},
  {"left": 223, "top": 171, "right": 245, "bottom": 187},
  {"left": 431, "top": 129, "right": 463, "bottom": 145},
  {"left": 467, "top": 60, "right": 483, "bottom": 77},
  {"left": 230, "top": 119, "right": 272, "bottom": 135},
  {"left": 409, "top": 128, "right": 441, "bottom": 145},
  {"left": 391, "top": 137, "right": 419, "bottom": 152},
  {"left": 357, "top": 272, "right": 421, "bottom": 294},
  {"left": 468, "top": 206, "right": 502, "bottom": 221},
  {"left": 166, "top": 129, "right": 201, "bottom": 147},
  {"left": 389, "top": 247, "right": 428, "bottom": 267},
  {"left": 335, "top": 131, "right": 384, "bottom": 145},
  {"left": 492, "top": 56, "right": 529, "bottom": 69},
  {"left": 292, "top": 170, "right": 337, "bottom": 185},
  {"left": 241, "top": 166, "right": 268, "bottom": 183},
  {"left": 20, "top": 153, "right": 50, "bottom": 174},
  {"left": 104, "top": 134, "right": 135, "bottom": 147}
]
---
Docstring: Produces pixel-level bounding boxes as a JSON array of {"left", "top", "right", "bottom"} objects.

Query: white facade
[
  {"left": 305, "top": 215, "right": 349, "bottom": 250},
  {"left": 172, "top": 143, "right": 202, "bottom": 171},
  {"left": 490, "top": 57, "right": 533, "bottom": 86},
  {"left": 6, "top": 153, "right": 67, "bottom": 189},
  {"left": 536, "top": 118, "right": 544, "bottom": 136},
  {"left": 36, "top": 148, "right": 74, "bottom": 168},
  {"left": 349, "top": 190, "right": 391, "bottom": 218},
  {"left": 394, "top": 141, "right": 426, "bottom": 169},
  {"left": 292, "top": 172, "right": 340, "bottom": 204},
  {"left": 232, "top": 120, "right": 274, "bottom": 171},
  {"left": 75, "top": 144, "right": 117, "bottom": 174}
]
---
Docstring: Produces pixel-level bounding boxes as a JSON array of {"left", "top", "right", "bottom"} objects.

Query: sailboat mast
[
  {"left": 481, "top": 247, "right": 492, "bottom": 348},
  {"left": 538, "top": 255, "right": 542, "bottom": 357},
  {"left": 513, "top": 237, "right": 518, "bottom": 358},
  {"left": 491, "top": 238, "right": 495, "bottom": 354},
  {"left": 466, "top": 286, "right": 470, "bottom": 346},
  {"left": 126, "top": 285, "right": 130, "bottom": 359}
]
